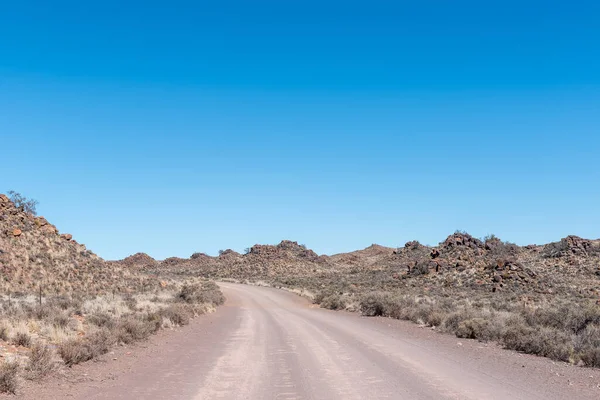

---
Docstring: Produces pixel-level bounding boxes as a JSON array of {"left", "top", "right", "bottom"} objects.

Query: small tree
[{"left": 8, "top": 191, "right": 38, "bottom": 215}]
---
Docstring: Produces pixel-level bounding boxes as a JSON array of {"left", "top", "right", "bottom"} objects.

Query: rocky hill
[
  {"left": 0, "top": 194, "right": 154, "bottom": 295},
  {"left": 139, "top": 231, "right": 600, "bottom": 300},
  {"left": 115, "top": 252, "right": 158, "bottom": 269},
  {"left": 141, "top": 240, "right": 332, "bottom": 280}
]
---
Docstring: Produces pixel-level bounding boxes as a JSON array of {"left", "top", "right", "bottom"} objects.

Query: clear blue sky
[{"left": 1, "top": 1, "right": 599, "bottom": 260}]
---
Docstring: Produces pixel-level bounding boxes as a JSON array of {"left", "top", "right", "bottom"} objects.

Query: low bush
[
  {"left": 177, "top": 282, "right": 225, "bottom": 305},
  {"left": 13, "top": 331, "right": 32, "bottom": 347},
  {"left": 25, "top": 343, "right": 55, "bottom": 380},
  {"left": 58, "top": 339, "right": 94, "bottom": 367},
  {"left": 359, "top": 292, "right": 394, "bottom": 317},
  {"left": 52, "top": 312, "right": 71, "bottom": 328},
  {"left": 86, "top": 329, "right": 115, "bottom": 356},
  {"left": 0, "top": 361, "right": 19, "bottom": 394},
  {"left": 574, "top": 323, "right": 600, "bottom": 367},
  {"left": 58, "top": 329, "right": 115, "bottom": 367},
  {"left": 116, "top": 317, "right": 157, "bottom": 344},
  {"left": 87, "top": 312, "right": 117, "bottom": 329},
  {"left": 320, "top": 294, "right": 347, "bottom": 310},
  {"left": 159, "top": 304, "right": 192, "bottom": 326},
  {"left": 47, "top": 296, "right": 80, "bottom": 311},
  {"left": 503, "top": 326, "right": 572, "bottom": 362},
  {"left": 31, "top": 305, "right": 52, "bottom": 320},
  {"left": 455, "top": 318, "right": 491, "bottom": 340}
]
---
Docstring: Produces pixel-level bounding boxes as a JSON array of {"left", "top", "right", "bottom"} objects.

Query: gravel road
[{"left": 45, "top": 283, "right": 600, "bottom": 399}]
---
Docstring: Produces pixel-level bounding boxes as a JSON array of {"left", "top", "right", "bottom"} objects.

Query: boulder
[
  {"left": 41, "top": 224, "right": 58, "bottom": 234},
  {"left": 35, "top": 217, "right": 49, "bottom": 227},
  {"left": 441, "top": 232, "right": 484, "bottom": 250}
]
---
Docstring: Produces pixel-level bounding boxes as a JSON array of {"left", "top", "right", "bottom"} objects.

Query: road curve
[{"left": 79, "top": 283, "right": 599, "bottom": 400}]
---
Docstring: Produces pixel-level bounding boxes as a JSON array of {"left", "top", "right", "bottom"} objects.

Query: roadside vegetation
[
  {"left": 0, "top": 279, "right": 224, "bottom": 393},
  {"left": 311, "top": 289, "right": 600, "bottom": 367},
  {"left": 0, "top": 192, "right": 226, "bottom": 394}
]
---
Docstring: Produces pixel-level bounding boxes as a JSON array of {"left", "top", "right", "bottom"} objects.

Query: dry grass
[{"left": 0, "top": 279, "right": 224, "bottom": 380}]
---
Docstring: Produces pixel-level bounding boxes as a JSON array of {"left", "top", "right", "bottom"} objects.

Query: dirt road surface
[{"left": 26, "top": 283, "right": 600, "bottom": 399}]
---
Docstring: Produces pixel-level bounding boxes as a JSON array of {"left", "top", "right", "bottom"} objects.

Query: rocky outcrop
[
  {"left": 162, "top": 256, "right": 188, "bottom": 266},
  {"left": 404, "top": 240, "right": 424, "bottom": 250},
  {"left": 119, "top": 252, "right": 157, "bottom": 269},
  {"left": 564, "top": 235, "right": 596, "bottom": 255},
  {"left": 441, "top": 232, "right": 484, "bottom": 250},
  {"left": 249, "top": 241, "right": 319, "bottom": 261},
  {"left": 542, "top": 235, "right": 600, "bottom": 258},
  {"left": 219, "top": 249, "right": 241, "bottom": 258}
]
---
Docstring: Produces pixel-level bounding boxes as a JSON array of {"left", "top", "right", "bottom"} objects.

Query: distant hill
[{"left": 135, "top": 231, "right": 600, "bottom": 298}]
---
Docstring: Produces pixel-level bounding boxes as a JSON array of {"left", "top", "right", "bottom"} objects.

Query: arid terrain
[
  {"left": 1, "top": 192, "right": 600, "bottom": 398},
  {"left": 0, "top": 193, "right": 224, "bottom": 395},
  {"left": 140, "top": 233, "right": 600, "bottom": 369},
  {"left": 13, "top": 283, "right": 600, "bottom": 400}
]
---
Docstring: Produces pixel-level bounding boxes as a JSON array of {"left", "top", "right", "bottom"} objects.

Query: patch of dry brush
[{"left": 0, "top": 279, "right": 224, "bottom": 393}]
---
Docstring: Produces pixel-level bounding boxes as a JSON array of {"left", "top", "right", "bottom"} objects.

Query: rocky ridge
[{"left": 138, "top": 231, "right": 600, "bottom": 299}]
